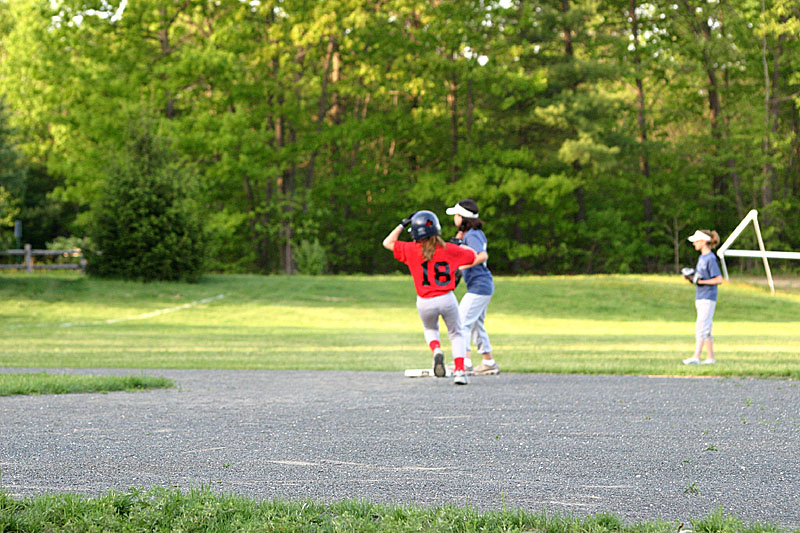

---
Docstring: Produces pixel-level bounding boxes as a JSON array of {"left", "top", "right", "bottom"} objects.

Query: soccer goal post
[{"left": 717, "top": 209, "right": 800, "bottom": 295}]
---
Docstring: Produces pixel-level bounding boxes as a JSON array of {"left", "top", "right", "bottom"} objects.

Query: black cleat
[{"left": 433, "top": 349, "right": 446, "bottom": 378}]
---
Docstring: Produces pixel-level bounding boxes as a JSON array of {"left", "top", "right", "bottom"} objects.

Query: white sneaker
[
  {"left": 453, "top": 370, "right": 469, "bottom": 385},
  {"left": 700, "top": 358, "right": 717, "bottom": 365},
  {"left": 682, "top": 357, "right": 700, "bottom": 365},
  {"left": 473, "top": 361, "right": 500, "bottom": 375},
  {"left": 432, "top": 349, "right": 446, "bottom": 377}
]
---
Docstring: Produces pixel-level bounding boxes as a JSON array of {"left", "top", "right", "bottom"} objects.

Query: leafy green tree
[
  {"left": 88, "top": 120, "right": 205, "bottom": 282},
  {"left": 0, "top": 185, "right": 19, "bottom": 248},
  {"left": 0, "top": 98, "right": 26, "bottom": 247},
  {"left": 3, "top": 0, "right": 800, "bottom": 275},
  {"left": 0, "top": 98, "right": 25, "bottom": 196}
]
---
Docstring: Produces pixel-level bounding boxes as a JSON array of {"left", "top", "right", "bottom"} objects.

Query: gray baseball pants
[
  {"left": 695, "top": 299, "right": 716, "bottom": 341},
  {"left": 416, "top": 292, "right": 466, "bottom": 360},
  {"left": 459, "top": 292, "right": 493, "bottom": 355}
]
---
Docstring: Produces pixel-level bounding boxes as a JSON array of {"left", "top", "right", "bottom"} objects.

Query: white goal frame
[{"left": 717, "top": 209, "right": 800, "bottom": 295}]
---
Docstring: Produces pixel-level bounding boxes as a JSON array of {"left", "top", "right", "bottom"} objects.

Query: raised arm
[
  {"left": 382, "top": 224, "right": 404, "bottom": 251},
  {"left": 383, "top": 212, "right": 415, "bottom": 251}
]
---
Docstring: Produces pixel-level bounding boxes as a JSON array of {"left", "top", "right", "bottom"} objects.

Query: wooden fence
[{"left": 0, "top": 244, "right": 86, "bottom": 273}]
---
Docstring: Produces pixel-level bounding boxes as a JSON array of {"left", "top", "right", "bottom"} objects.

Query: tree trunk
[
  {"left": 562, "top": 0, "right": 574, "bottom": 57},
  {"left": 760, "top": 0, "right": 773, "bottom": 208},
  {"left": 350, "top": 93, "right": 370, "bottom": 171},
  {"left": 760, "top": 17, "right": 784, "bottom": 210},
  {"left": 278, "top": 125, "right": 298, "bottom": 275},
  {"left": 791, "top": 100, "right": 800, "bottom": 198},
  {"left": 275, "top": 48, "right": 307, "bottom": 274},
  {"left": 706, "top": 67, "right": 725, "bottom": 194},
  {"left": 466, "top": 78, "right": 474, "bottom": 140},
  {"left": 307, "top": 36, "right": 338, "bottom": 191},
  {"left": 560, "top": 0, "right": 585, "bottom": 225},
  {"left": 665, "top": 215, "right": 687, "bottom": 274},
  {"left": 630, "top": 0, "right": 655, "bottom": 271},
  {"left": 243, "top": 172, "right": 269, "bottom": 271},
  {"left": 159, "top": 8, "right": 175, "bottom": 119},
  {"left": 447, "top": 54, "right": 459, "bottom": 182}
]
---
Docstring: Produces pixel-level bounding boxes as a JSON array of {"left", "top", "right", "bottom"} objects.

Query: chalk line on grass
[{"left": 4, "top": 294, "right": 226, "bottom": 329}]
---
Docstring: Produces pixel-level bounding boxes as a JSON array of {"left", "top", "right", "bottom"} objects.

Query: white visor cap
[
  {"left": 687, "top": 230, "right": 712, "bottom": 242},
  {"left": 445, "top": 202, "right": 478, "bottom": 219}
]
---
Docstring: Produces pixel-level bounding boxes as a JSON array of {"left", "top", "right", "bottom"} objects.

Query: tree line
[{"left": 1, "top": 0, "right": 798, "bottom": 279}]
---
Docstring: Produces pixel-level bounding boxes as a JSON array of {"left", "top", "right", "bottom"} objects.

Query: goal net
[{"left": 717, "top": 209, "right": 800, "bottom": 295}]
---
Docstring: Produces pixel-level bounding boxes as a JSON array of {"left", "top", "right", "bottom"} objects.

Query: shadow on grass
[{"left": 4, "top": 274, "right": 800, "bottom": 323}]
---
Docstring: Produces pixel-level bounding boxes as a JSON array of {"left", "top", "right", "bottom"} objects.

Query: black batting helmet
[{"left": 409, "top": 210, "right": 441, "bottom": 241}]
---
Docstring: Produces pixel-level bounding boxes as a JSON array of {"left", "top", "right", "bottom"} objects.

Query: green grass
[
  {"left": 0, "top": 487, "right": 792, "bottom": 533},
  {"left": 2, "top": 272, "right": 800, "bottom": 378},
  {"left": 0, "top": 372, "right": 174, "bottom": 396}
]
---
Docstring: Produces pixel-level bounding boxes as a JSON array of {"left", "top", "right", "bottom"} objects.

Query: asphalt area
[{"left": 1, "top": 368, "right": 799, "bottom": 528}]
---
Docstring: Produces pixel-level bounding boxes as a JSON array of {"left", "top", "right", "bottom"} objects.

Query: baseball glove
[
  {"left": 681, "top": 267, "right": 699, "bottom": 284},
  {"left": 448, "top": 238, "right": 465, "bottom": 287}
]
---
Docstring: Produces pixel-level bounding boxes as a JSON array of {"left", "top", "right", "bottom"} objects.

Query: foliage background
[{"left": 1, "top": 0, "right": 798, "bottom": 275}]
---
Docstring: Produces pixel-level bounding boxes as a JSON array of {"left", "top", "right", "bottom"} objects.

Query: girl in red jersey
[{"left": 383, "top": 210, "right": 476, "bottom": 385}]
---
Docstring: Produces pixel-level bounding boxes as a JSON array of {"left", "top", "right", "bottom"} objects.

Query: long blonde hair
[
  {"left": 421, "top": 236, "right": 445, "bottom": 261},
  {"left": 699, "top": 230, "right": 721, "bottom": 249}
]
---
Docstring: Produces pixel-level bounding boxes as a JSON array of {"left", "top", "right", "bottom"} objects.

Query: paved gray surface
[{"left": 1, "top": 369, "right": 799, "bottom": 528}]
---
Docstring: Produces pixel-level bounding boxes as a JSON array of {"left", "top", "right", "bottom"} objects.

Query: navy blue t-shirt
[
  {"left": 695, "top": 252, "right": 721, "bottom": 301},
  {"left": 462, "top": 229, "right": 494, "bottom": 296}
]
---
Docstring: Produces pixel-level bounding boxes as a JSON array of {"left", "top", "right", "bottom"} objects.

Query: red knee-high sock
[
  {"left": 454, "top": 357, "right": 465, "bottom": 372},
  {"left": 429, "top": 340, "right": 441, "bottom": 352}
]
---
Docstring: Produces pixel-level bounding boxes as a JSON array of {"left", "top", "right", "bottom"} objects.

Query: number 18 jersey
[{"left": 393, "top": 240, "right": 476, "bottom": 298}]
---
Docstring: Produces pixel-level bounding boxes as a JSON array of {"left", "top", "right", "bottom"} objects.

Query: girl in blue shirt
[
  {"left": 683, "top": 229, "right": 723, "bottom": 365},
  {"left": 446, "top": 199, "right": 498, "bottom": 375}
]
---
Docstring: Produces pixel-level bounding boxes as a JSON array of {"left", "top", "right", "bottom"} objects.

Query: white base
[{"left": 404, "top": 368, "right": 453, "bottom": 378}]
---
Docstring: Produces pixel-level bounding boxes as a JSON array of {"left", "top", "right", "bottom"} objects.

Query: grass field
[
  {"left": 2, "top": 272, "right": 799, "bottom": 378},
  {"left": 0, "top": 487, "right": 788, "bottom": 533},
  {"left": 0, "top": 372, "right": 173, "bottom": 396}
]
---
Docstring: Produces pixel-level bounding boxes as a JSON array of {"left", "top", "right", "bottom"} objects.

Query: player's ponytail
[
  {"left": 460, "top": 218, "right": 484, "bottom": 232},
  {"left": 700, "top": 229, "right": 720, "bottom": 249},
  {"left": 421, "top": 236, "right": 445, "bottom": 261}
]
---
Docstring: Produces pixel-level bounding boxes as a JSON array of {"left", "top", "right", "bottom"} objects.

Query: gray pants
[
  {"left": 459, "top": 292, "right": 493, "bottom": 355},
  {"left": 695, "top": 299, "right": 716, "bottom": 341},
  {"left": 416, "top": 292, "right": 465, "bottom": 360}
]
